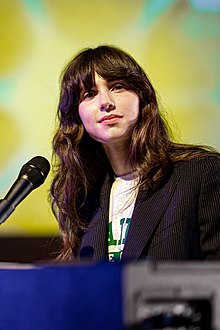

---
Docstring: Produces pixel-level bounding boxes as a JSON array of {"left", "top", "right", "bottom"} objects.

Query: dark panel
[{"left": 0, "top": 236, "right": 62, "bottom": 263}]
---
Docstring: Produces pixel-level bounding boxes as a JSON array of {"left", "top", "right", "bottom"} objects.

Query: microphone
[{"left": 0, "top": 156, "right": 50, "bottom": 224}]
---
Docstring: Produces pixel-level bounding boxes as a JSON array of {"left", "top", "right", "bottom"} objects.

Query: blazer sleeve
[{"left": 198, "top": 156, "right": 220, "bottom": 259}]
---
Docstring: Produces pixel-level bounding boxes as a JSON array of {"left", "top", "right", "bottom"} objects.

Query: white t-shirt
[{"left": 108, "top": 173, "right": 139, "bottom": 262}]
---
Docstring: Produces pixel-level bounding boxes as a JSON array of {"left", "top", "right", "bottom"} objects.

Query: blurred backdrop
[{"left": 0, "top": 0, "right": 220, "bottom": 261}]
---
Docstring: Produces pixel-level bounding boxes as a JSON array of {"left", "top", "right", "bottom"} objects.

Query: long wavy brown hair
[{"left": 50, "top": 45, "right": 216, "bottom": 261}]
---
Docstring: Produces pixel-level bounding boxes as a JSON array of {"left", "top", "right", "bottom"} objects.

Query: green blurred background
[{"left": 0, "top": 0, "right": 220, "bottom": 243}]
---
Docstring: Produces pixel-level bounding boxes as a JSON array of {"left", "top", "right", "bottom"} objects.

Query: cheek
[
  {"left": 129, "top": 97, "right": 139, "bottom": 120},
  {"left": 78, "top": 107, "right": 89, "bottom": 126},
  {"left": 78, "top": 106, "right": 84, "bottom": 122},
  {"left": 78, "top": 107, "right": 95, "bottom": 135}
]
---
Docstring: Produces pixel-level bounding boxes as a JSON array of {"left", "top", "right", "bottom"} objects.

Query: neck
[{"left": 102, "top": 143, "right": 133, "bottom": 177}]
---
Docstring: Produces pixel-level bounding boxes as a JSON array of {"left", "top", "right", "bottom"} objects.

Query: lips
[{"left": 98, "top": 114, "right": 122, "bottom": 123}]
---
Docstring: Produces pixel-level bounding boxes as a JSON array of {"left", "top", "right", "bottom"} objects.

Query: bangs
[{"left": 71, "top": 46, "right": 145, "bottom": 93}]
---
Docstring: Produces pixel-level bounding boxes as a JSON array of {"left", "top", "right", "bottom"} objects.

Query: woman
[{"left": 51, "top": 45, "right": 220, "bottom": 262}]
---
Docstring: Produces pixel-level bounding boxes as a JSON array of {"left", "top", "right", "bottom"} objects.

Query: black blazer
[{"left": 80, "top": 156, "right": 220, "bottom": 262}]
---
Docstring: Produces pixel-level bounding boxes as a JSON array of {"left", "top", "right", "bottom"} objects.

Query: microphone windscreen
[{"left": 19, "top": 156, "right": 50, "bottom": 189}]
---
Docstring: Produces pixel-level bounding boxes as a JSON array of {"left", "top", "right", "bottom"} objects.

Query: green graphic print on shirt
[{"left": 108, "top": 217, "right": 131, "bottom": 262}]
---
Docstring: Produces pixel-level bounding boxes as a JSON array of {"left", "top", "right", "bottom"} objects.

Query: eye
[
  {"left": 81, "top": 90, "right": 96, "bottom": 100},
  {"left": 111, "top": 83, "right": 125, "bottom": 91}
]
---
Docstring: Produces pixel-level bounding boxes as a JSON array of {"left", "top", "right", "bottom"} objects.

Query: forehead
[
  {"left": 80, "top": 71, "right": 120, "bottom": 91},
  {"left": 93, "top": 72, "right": 111, "bottom": 85}
]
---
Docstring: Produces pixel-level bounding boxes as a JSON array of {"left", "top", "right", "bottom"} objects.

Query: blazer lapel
[
  {"left": 122, "top": 170, "right": 181, "bottom": 261},
  {"left": 80, "top": 174, "right": 112, "bottom": 261}
]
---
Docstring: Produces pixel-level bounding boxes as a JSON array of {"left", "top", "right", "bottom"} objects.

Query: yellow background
[{"left": 0, "top": 0, "right": 220, "bottom": 236}]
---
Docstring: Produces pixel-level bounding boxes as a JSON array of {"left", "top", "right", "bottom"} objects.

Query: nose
[{"left": 99, "top": 92, "right": 115, "bottom": 112}]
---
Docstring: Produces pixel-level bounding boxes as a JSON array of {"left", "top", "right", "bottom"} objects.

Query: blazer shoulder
[
  {"left": 172, "top": 155, "right": 220, "bottom": 189},
  {"left": 174, "top": 154, "right": 220, "bottom": 174}
]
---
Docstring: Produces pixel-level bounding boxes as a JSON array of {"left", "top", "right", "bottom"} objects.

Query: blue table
[{"left": 0, "top": 262, "right": 122, "bottom": 330}]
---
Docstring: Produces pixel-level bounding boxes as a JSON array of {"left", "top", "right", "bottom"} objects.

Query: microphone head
[{"left": 19, "top": 156, "right": 50, "bottom": 189}]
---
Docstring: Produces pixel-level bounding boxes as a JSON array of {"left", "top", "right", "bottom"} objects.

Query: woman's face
[{"left": 78, "top": 72, "right": 139, "bottom": 149}]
